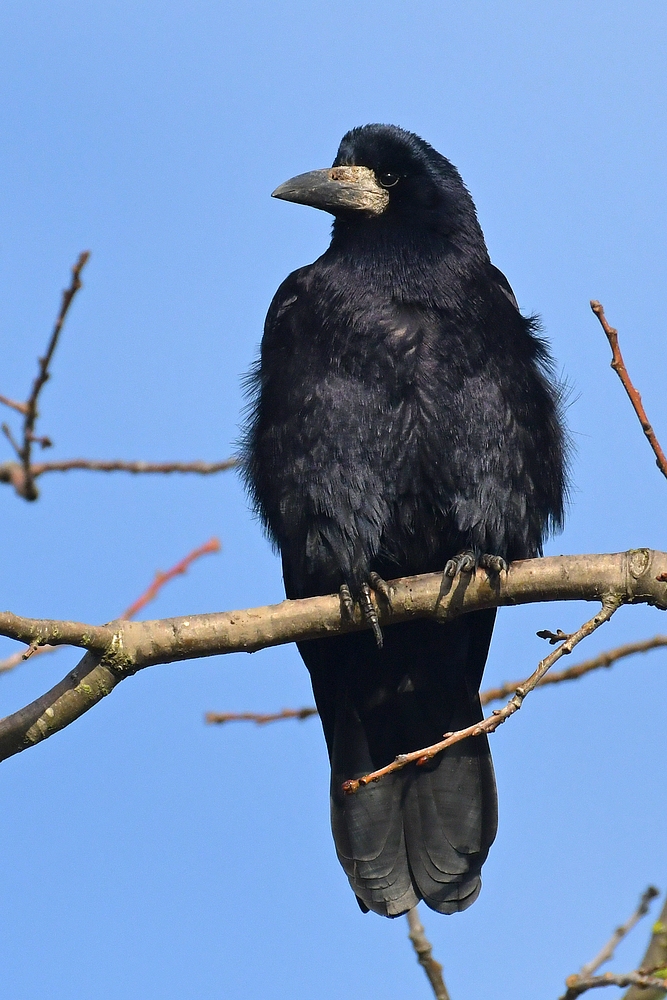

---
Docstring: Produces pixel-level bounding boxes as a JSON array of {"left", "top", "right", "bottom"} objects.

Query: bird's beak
[{"left": 272, "top": 166, "right": 389, "bottom": 216}]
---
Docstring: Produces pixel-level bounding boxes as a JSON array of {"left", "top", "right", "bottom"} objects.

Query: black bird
[{"left": 243, "top": 125, "right": 566, "bottom": 916}]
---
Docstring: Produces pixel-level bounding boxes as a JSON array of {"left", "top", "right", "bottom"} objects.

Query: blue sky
[{"left": 1, "top": 2, "right": 666, "bottom": 997}]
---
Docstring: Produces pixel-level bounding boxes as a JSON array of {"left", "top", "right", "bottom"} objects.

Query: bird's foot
[
  {"left": 339, "top": 573, "right": 393, "bottom": 649},
  {"left": 479, "top": 552, "right": 508, "bottom": 574},
  {"left": 444, "top": 550, "right": 508, "bottom": 578}
]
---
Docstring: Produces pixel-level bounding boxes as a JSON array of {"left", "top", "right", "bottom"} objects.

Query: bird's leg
[{"left": 444, "top": 550, "right": 508, "bottom": 578}]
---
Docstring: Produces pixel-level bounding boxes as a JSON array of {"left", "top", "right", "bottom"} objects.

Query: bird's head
[{"left": 272, "top": 124, "right": 482, "bottom": 242}]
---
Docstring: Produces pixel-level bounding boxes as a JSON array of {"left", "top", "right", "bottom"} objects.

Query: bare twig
[
  {"left": 0, "top": 458, "right": 237, "bottom": 497},
  {"left": 0, "top": 537, "right": 221, "bottom": 673},
  {"left": 0, "top": 253, "right": 238, "bottom": 500},
  {"left": 580, "top": 886, "right": 659, "bottom": 977},
  {"left": 341, "top": 596, "right": 622, "bottom": 794},
  {"left": 121, "top": 538, "right": 221, "bottom": 619},
  {"left": 205, "top": 632, "right": 667, "bottom": 725},
  {"left": 0, "top": 548, "right": 663, "bottom": 767},
  {"left": 12, "top": 252, "right": 90, "bottom": 500},
  {"left": 205, "top": 707, "right": 318, "bottom": 725},
  {"left": 560, "top": 971, "right": 667, "bottom": 999},
  {"left": 480, "top": 633, "right": 667, "bottom": 705},
  {"left": 0, "top": 395, "right": 28, "bottom": 416},
  {"left": 406, "top": 907, "right": 450, "bottom": 1000},
  {"left": 591, "top": 300, "right": 667, "bottom": 480}
]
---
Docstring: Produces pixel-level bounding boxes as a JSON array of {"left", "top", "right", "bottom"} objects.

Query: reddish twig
[
  {"left": 121, "top": 538, "right": 220, "bottom": 619},
  {"left": 205, "top": 707, "right": 318, "bottom": 726},
  {"left": 591, "top": 300, "right": 667, "bottom": 481},
  {"left": 204, "top": 632, "right": 667, "bottom": 726},
  {"left": 0, "top": 538, "right": 221, "bottom": 674},
  {"left": 406, "top": 907, "right": 451, "bottom": 1000},
  {"left": 342, "top": 596, "right": 621, "bottom": 794}
]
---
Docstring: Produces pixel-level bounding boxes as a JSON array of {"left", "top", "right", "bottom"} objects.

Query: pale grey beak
[{"left": 272, "top": 165, "right": 389, "bottom": 216}]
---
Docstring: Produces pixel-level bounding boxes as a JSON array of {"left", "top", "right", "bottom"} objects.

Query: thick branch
[{"left": 1, "top": 549, "right": 666, "bottom": 764}]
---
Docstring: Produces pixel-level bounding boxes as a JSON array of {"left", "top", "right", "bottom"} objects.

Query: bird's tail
[{"left": 299, "top": 610, "right": 498, "bottom": 917}]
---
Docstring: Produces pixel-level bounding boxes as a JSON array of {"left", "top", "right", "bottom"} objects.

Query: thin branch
[
  {"left": 0, "top": 549, "right": 665, "bottom": 765},
  {"left": 341, "top": 595, "right": 622, "bottom": 794},
  {"left": 0, "top": 537, "right": 221, "bottom": 673},
  {"left": 560, "top": 971, "right": 667, "bottom": 999},
  {"left": 591, "top": 300, "right": 667, "bottom": 480},
  {"left": 580, "top": 886, "right": 659, "bottom": 977},
  {"left": 406, "top": 907, "right": 451, "bottom": 1000},
  {"left": 0, "top": 458, "right": 237, "bottom": 498},
  {"left": 121, "top": 538, "right": 221, "bottom": 619},
  {"left": 204, "top": 633, "right": 667, "bottom": 724},
  {"left": 205, "top": 707, "right": 318, "bottom": 725},
  {"left": 18, "top": 252, "right": 89, "bottom": 500},
  {"left": 623, "top": 895, "right": 667, "bottom": 1000},
  {"left": 480, "top": 633, "right": 667, "bottom": 705},
  {"left": 0, "top": 395, "right": 28, "bottom": 416}
]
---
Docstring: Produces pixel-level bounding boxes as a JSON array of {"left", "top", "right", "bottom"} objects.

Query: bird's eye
[{"left": 378, "top": 172, "right": 400, "bottom": 188}]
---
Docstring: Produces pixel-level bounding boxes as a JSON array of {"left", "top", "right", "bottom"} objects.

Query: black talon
[
  {"left": 444, "top": 550, "right": 476, "bottom": 578},
  {"left": 479, "top": 553, "right": 508, "bottom": 574},
  {"left": 369, "top": 572, "right": 393, "bottom": 609},
  {"left": 445, "top": 550, "right": 508, "bottom": 578},
  {"left": 339, "top": 583, "right": 355, "bottom": 622},
  {"left": 359, "top": 583, "right": 384, "bottom": 648}
]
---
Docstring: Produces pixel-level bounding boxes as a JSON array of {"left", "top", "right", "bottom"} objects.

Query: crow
[{"left": 242, "top": 124, "right": 566, "bottom": 917}]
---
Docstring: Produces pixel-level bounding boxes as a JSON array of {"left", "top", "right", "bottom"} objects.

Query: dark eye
[{"left": 378, "top": 172, "right": 400, "bottom": 188}]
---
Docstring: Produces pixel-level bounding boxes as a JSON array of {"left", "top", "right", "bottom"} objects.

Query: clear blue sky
[{"left": 1, "top": 2, "right": 666, "bottom": 997}]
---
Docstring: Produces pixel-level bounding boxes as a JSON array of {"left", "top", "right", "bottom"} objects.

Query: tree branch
[
  {"left": 561, "top": 971, "right": 667, "bottom": 998},
  {"left": 591, "top": 300, "right": 667, "bottom": 480},
  {"left": 406, "top": 906, "right": 451, "bottom": 1000},
  {"left": 0, "top": 252, "right": 90, "bottom": 500},
  {"left": 0, "top": 252, "right": 238, "bottom": 500},
  {"left": 1, "top": 549, "right": 666, "bottom": 765}
]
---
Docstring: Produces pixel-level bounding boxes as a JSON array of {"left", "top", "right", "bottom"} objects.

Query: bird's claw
[
  {"left": 444, "top": 550, "right": 508, "bottom": 578},
  {"left": 339, "top": 583, "right": 356, "bottom": 622},
  {"left": 339, "top": 574, "right": 393, "bottom": 648},
  {"left": 479, "top": 553, "right": 508, "bottom": 574},
  {"left": 360, "top": 583, "right": 384, "bottom": 648},
  {"left": 444, "top": 551, "right": 476, "bottom": 578}
]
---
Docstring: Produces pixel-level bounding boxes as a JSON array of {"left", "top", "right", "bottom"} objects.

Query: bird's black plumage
[{"left": 243, "top": 124, "right": 566, "bottom": 916}]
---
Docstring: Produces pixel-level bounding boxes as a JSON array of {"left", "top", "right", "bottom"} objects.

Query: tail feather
[{"left": 298, "top": 609, "right": 498, "bottom": 917}]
